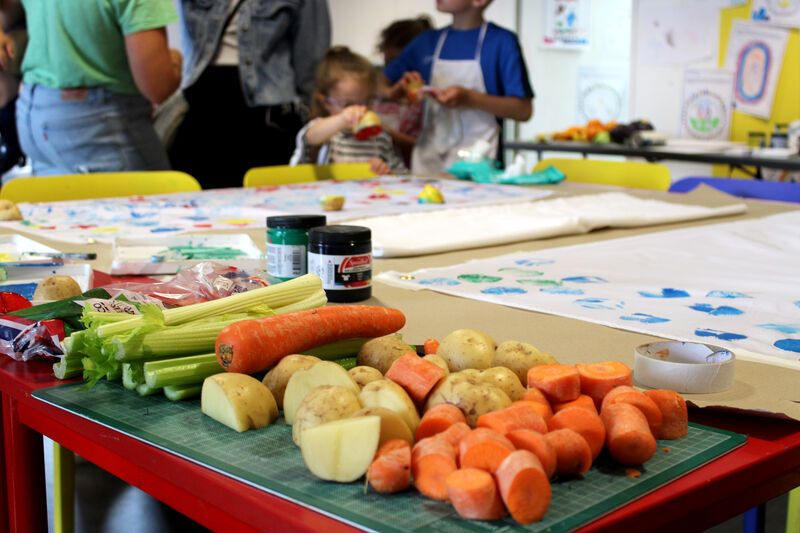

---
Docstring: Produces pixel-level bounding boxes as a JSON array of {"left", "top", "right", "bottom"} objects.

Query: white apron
[{"left": 411, "top": 23, "right": 500, "bottom": 175}]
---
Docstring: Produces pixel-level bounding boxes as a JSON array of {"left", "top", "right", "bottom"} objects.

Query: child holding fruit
[
  {"left": 383, "top": 0, "right": 534, "bottom": 175},
  {"left": 289, "top": 46, "right": 407, "bottom": 175}
]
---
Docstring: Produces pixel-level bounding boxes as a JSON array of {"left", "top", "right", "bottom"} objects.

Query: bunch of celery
[{"left": 54, "top": 273, "right": 329, "bottom": 398}]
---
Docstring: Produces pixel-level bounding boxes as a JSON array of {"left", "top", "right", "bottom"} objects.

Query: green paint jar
[{"left": 266, "top": 215, "right": 327, "bottom": 281}]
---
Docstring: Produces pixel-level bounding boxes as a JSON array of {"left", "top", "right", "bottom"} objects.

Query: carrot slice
[
  {"left": 543, "top": 428, "right": 592, "bottom": 476},
  {"left": 496, "top": 450, "right": 552, "bottom": 524},
  {"left": 513, "top": 399, "right": 553, "bottom": 424},
  {"left": 476, "top": 402, "right": 547, "bottom": 435},
  {"left": 368, "top": 439, "right": 411, "bottom": 493},
  {"left": 643, "top": 389, "right": 688, "bottom": 439},
  {"left": 417, "top": 403, "right": 467, "bottom": 441},
  {"left": 520, "top": 387, "right": 550, "bottom": 405},
  {"left": 458, "top": 428, "right": 515, "bottom": 474},
  {"left": 552, "top": 394, "right": 597, "bottom": 415},
  {"left": 547, "top": 406, "right": 606, "bottom": 460},
  {"left": 411, "top": 437, "right": 457, "bottom": 500},
  {"left": 385, "top": 351, "right": 446, "bottom": 404},
  {"left": 575, "top": 361, "right": 633, "bottom": 409},
  {"left": 423, "top": 338, "right": 440, "bottom": 355},
  {"left": 527, "top": 364, "right": 581, "bottom": 403},
  {"left": 601, "top": 402, "right": 657, "bottom": 466},
  {"left": 601, "top": 386, "right": 663, "bottom": 437},
  {"left": 437, "top": 422, "right": 472, "bottom": 451},
  {"left": 445, "top": 468, "right": 507, "bottom": 521},
  {"left": 506, "top": 429, "right": 557, "bottom": 480}
]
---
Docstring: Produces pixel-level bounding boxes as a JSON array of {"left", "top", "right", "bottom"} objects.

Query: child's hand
[
  {"left": 338, "top": 105, "right": 367, "bottom": 129},
  {"left": 435, "top": 86, "right": 472, "bottom": 108},
  {"left": 368, "top": 158, "right": 392, "bottom": 175}
]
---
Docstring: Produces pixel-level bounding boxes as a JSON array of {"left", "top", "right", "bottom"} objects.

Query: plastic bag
[
  {"left": 0, "top": 314, "right": 65, "bottom": 361},
  {"left": 100, "top": 262, "right": 276, "bottom": 307}
]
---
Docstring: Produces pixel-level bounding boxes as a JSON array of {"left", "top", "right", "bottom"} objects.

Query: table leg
[
  {"left": 0, "top": 395, "right": 9, "bottom": 533},
  {"left": 2, "top": 396, "right": 47, "bottom": 533}
]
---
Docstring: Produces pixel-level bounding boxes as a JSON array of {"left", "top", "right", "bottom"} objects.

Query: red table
[{"left": 2, "top": 358, "right": 800, "bottom": 533}]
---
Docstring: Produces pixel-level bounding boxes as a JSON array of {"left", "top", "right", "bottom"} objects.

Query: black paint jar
[{"left": 308, "top": 225, "right": 372, "bottom": 302}]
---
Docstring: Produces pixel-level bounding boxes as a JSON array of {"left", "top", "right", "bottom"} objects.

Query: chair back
[
  {"left": 243, "top": 163, "right": 375, "bottom": 187},
  {"left": 532, "top": 157, "right": 671, "bottom": 190},
  {"left": 668, "top": 176, "right": 800, "bottom": 203},
  {"left": 0, "top": 171, "right": 201, "bottom": 202}
]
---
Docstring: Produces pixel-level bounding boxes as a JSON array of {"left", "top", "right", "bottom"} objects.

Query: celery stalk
[
  {"left": 122, "top": 362, "right": 144, "bottom": 390},
  {"left": 333, "top": 357, "right": 358, "bottom": 371},
  {"left": 53, "top": 354, "right": 84, "bottom": 380},
  {"left": 143, "top": 353, "right": 221, "bottom": 388},
  {"left": 164, "top": 383, "right": 202, "bottom": 401},
  {"left": 301, "top": 338, "right": 370, "bottom": 361},
  {"left": 136, "top": 382, "right": 162, "bottom": 396},
  {"left": 96, "top": 273, "right": 322, "bottom": 338}
]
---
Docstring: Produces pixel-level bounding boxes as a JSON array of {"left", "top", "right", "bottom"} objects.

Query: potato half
[{"left": 201, "top": 373, "right": 278, "bottom": 432}]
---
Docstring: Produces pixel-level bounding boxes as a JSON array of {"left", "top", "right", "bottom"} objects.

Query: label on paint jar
[
  {"left": 308, "top": 252, "right": 372, "bottom": 291},
  {"left": 266, "top": 243, "right": 307, "bottom": 279}
]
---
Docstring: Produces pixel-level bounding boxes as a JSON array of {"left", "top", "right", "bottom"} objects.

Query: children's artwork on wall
[
  {"left": 751, "top": 0, "right": 800, "bottom": 28},
  {"left": 637, "top": 0, "right": 721, "bottom": 65},
  {"left": 542, "top": 0, "right": 590, "bottom": 49},
  {"left": 377, "top": 211, "right": 800, "bottom": 364},
  {"left": 724, "top": 19, "right": 789, "bottom": 119},
  {"left": 577, "top": 66, "right": 628, "bottom": 124},
  {"left": 680, "top": 69, "right": 734, "bottom": 140},
  {"left": 0, "top": 178, "right": 553, "bottom": 244}
]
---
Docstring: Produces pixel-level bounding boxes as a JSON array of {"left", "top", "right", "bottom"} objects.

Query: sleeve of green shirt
[{"left": 113, "top": 0, "right": 179, "bottom": 35}]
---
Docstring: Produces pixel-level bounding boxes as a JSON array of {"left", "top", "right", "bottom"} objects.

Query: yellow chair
[
  {"left": 532, "top": 157, "right": 671, "bottom": 191},
  {"left": 243, "top": 162, "right": 376, "bottom": 187},
  {"left": 0, "top": 170, "right": 201, "bottom": 203}
]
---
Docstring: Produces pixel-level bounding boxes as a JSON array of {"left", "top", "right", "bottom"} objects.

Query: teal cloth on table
[{"left": 448, "top": 159, "right": 565, "bottom": 185}]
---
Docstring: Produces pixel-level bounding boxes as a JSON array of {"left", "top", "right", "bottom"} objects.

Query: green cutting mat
[{"left": 34, "top": 381, "right": 745, "bottom": 532}]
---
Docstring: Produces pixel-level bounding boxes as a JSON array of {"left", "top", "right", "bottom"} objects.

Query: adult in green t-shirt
[{"left": 0, "top": 0, "right": 183, "bottom": 176}]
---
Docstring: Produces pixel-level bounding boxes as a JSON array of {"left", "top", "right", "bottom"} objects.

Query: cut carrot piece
[
  {"left": 520, "top": 387, "right": 550, "bottom": 405},
  {"left": 543, "top": 428, "right": 592, "bottom": 476},
  {"left": 527, "top": 364, "right": 581, "bottom": 403},
  {"left": 601, "top": 386, "right": 663, "bottom": 437},
  {"left": 437, "top": 422, "right": 472, "bottom": 451},
  {"left": 552, "top": 394, "right": 597, "bottom": 415},
  {"left": 643, "top": 389, "right": 688, "bottom": 439},
  {"left": 385, "top": 351, "right": 446, "bottom": 404},
  {"left": 477, "top": 402, "right": 547, "bottom": 435},
  {"left": 513, "top": 399, "right": 553, "bottom": 424},
  {"left": 423, "top": 338, "right": 440, "bottom": 355},
  {"left": 547, "top": 407, "right": 606, "bottom": 460},
  {"left": 458, "top": 428, "right": 515, "bottom": 474},
  {"left": 411, "top": 437, "right": 458, "bottom": 500},
  {"left": 368, "top": 439, "right": 411, "bottom": 493},
  {"left": 417, "top": 403, "right": 467, "bottom": 441},
  {"left": 575, "top": 361, "right": 633, "bottom": 409},
  {"left": 445, "top": 468, "right": 507, "bottom": 521},
  {"left": 496, "top": 450, "right": 552, "bottom": 524},
  {"left": 506, "top": 429, "right": 557, "bottom": 480},
  {"left": 601, "top": 402, "right": 657, "bottom": 466}
]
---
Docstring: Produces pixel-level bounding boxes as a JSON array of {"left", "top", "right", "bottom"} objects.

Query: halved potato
[
  {"left": 300, "top": 415, "right": 381, "bottom": 482},
  {"left": 292, "top": 385, "right": 361, "bottom": 446},
  {"left": 351, "top": 406, "right": 414, "bottom": 446},
  {"left": 283, "top": 361, "right": 359, "bottom": 424},
  {"left": 201, "top": 373, "right": 278, "bottom": 432},
  {"left": 262, "top": 354, "right": 321, "bottom": 409},
  {"left": 358, "top": 379, "right": 420, "bottom": 434}
]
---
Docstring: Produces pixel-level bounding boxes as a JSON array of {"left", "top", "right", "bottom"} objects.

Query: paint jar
[
  {"left": 266, "top": 215, "right": 327, "bottom": 281},
  {"left": 308, "top": 225, "right": 371, "bottom": 302}
]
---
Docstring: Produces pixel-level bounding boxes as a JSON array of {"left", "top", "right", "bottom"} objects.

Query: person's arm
[
  {"left": 434, "top": 87, "right": 532, "bottom": 122},
  {"left": 305, "top": 106, "right": 366, "bottom": 145},
  {"left": 124, "top": 27, "right": 181, "bottom": 104}
]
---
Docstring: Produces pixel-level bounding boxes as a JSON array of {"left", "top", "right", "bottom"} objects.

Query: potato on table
[
  {"left": 292, "top": 385, "right": 361, "bottom": 446},
  {"left": 492, "top": 340, "right": 558, "bottom": 383},
  {"left": 358, "top": 379, "right": 421, "bottom": 434},
  {"left": 33, "top": 275, "right": 82, "bottom": 301},
  {"left": 201, "top": 373, "right": 278, "bottom": 432},
  {"left": 283, "top": 361, "right": 360, "bottom": 424},
  {"left": 349, "top": 365, "right": 384, "bottom": 388},
  {"left": 301, "top": 415, "right": 381, "bottom": 482},
  {"left": 262, "top": 354, "right": 321, "bottom": 409},
  {"left": 357, "top": 335, "right": 415, "bottom": 374},
  {"left": 437, "top": 329, "right": 497, "bottom": 372},
  {"left": 425, "top": 372, "right": 512, "bottom": 427}
]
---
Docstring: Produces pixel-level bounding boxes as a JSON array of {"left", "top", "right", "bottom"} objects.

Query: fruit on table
[{"left": 201, "top": 372, "right": 278, "bottom": 432}]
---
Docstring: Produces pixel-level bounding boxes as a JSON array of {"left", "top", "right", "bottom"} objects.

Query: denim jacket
[{"left": 178, "top": 0, "right": 330, "bottom": 108}]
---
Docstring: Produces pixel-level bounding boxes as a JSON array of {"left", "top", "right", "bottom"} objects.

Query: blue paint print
[
  {"left": 540, "top": 287, "right": 584, "bottom": 295},
  {"left": 498, "top": 267, "right": 543, "bottom": 277},
  {"left": 796, "top": 301, "right": 800, "bottom": 309},
  {"left": 482, "top": 287, "right": 527, "bottom": 295},
  {"left": 129, "top": 220, "right": 159, "bottom": 227},
  {"left": 689, "top": 304, "right": 744, "bottom": 316},
  {"left": 774, "top": 339, "right": 800, "bottom": 354},
  {"left": 562, "top": 276, "right": 608, "bottom": 284},
  {"left": 574, "top": 298, "right": 624, "bottom": 310},
  {"left": 182, "top": 215, "right": 211, "bottom": 221},
  {"left": 639, "top": 288, "right": 690, "bottom": 299},
  {"left": 621, "top": 313, "right": 670, "bottom": 324},
  {"left": 150, "top": 227, "right": 182, "bottom": 233},
  {"left": 706, "top": 290, "right": 752, "bottom": 299},
  {"left": 757, "top": 324, "right": 800, "bottom": 334},
  {"left": 418, "top": 278, "right": 460, "bottom": 286},
  {"left": 515, "top": 258, "right": 555, "bottom": 267},
  {"left": 694, "top": 328, "right": 747, "bottom": 341}
]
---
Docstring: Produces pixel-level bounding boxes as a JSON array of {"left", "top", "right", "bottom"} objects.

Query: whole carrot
[{"left": 216, "top": 305, "right": 406, "bottom": 374}]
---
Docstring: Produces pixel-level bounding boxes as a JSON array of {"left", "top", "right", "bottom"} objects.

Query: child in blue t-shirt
[{"left": 383, "top": 0, "right": 534, "bottom": 175}]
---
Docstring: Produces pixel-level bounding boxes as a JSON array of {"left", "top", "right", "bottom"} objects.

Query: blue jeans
[{"left": 16, "top": 83, "right": 170, "bottom": 176}]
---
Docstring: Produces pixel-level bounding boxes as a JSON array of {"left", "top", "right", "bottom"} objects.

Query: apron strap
[
  {"left": 475, "top": 23, "right": 488, "bottom": 63},
  {"left": 433, "top": 27, "right": 449, "bottom": 61}
]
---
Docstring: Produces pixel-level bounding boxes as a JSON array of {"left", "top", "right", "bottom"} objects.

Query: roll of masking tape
[{"left": 634, "top": 341, "right": 735, "bottom": 394}]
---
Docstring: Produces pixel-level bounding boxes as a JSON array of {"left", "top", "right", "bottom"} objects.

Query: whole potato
[
  {"left": 492, "top": 340, "right": 558, "bottom": 383},
  {"left": 425, "top": 373, "right": 511, "bottom": 427},
  {"left": 437, "top": 329, "right": 497, "bottom": 372},
  {"left": 33, "top": 275, "right": 82, "bottom": 301},
  {"left": 475, "top": 367, "right": 525, "bottom": 402},
  {"left": 357, "top": 335, "right": 415, "bottom": 374},
  {"left": 0, "top": 199, "right": 22, "bottom": 221},
  {"left": 292, "top": 385, "right": 361, "bottom": 446},
  {"left": 348, "top": 366, "right": 384, "bottom": 388},
  {"left": 422, "top": 354, "right": 450, "bottom": 375},
  {"left": 262, "top": 354, "right": 321, "bottom": 409}
]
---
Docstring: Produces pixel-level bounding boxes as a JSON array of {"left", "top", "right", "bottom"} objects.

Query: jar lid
[
  {"left": 267, "top": 214, "right": 327, "bottom": 229},
  {"left": 309, "top": 225, "right": 371, "bottom": 243}
]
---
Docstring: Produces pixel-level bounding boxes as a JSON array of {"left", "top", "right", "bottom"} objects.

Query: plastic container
[
  {"left": 266, "top": 215, "right": 326, "bottom": 281},
  {"left": 308, "top": 225, "right": 372, "bottom": 302}
]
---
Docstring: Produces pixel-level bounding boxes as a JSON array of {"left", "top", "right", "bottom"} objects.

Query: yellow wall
[{"left": 715, "top": 1, "right": 800, "bottom": 177}]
